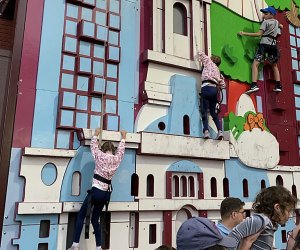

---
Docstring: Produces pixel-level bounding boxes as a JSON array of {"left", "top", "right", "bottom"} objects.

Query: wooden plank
[
  {"left": 23, "top": 147, "right": 77, "bottom": 157},
  {"left": 17, "top": 202, "right": 62, "bottom": 214}
]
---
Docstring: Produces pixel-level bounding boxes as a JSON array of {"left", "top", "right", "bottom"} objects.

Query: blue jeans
[
  {"left": 201, "top": 86, "right": 221, "bottom": 132},
  {"left": 74, "top": 187, "right": 110, "bottom": 246}
]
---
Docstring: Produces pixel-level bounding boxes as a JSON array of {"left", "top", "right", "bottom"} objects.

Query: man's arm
[{"left": 238, "top": 30, "right": 263, "bottom": 37}]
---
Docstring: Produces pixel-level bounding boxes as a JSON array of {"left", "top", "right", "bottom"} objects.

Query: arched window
[
  {"left": 146, "top": 174, "right": 154, "bottom": 197},
  {"left": 183, "top": 115, "right": 190, "bottom": 135},
  {"left": 173, "top": 175, "right": 179, "bottom": 197},
  {"left": 181, "top": 176, "right": 187, "bottom": 197},
  {"left": 210, "top": 177, "right": 217, "bottom": 197},
  {"left": 292, "top": 184, "right": 297, "bottom": 198},
  {"left": 188, "top": 176, "right": 195, "bottom": 197},
  {"left": 243, "top": 179, "right": 249, "bottom": 197},
  {"left": 131, "top": 173, "right": 139, "bottom": 196},
  {"left": 261, "top": 179, "right": 266, "bottom": 189},
  {"left": 72, "top": 171, "right": 81, "bottom": 196},
  {"left": 223, "top": 178, "right": 229, "bottom": 197},
  {"left": 276, "top": 175, "right": 283, "bottom": 186},
  {"left": 173, "top": 2, "right": 187, "bottom": 36}
]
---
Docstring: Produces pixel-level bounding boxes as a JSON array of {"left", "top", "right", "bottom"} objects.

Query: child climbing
[
  {"left": 198, "top": 51, "right": 225, "bottom": 140},
  {"left": 238, "top": 6, "right": 283, "bottom": 94}
]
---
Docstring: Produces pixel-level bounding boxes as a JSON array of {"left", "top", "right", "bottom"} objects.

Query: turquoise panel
[
  {"left": 82, "top": 7, "right": 93, "bottom": 21},
  {"left": 93, "top": 61, "right": 104, "bottom": 76},
  {"left": 106, "top": 81, "right": 117, "bottom": 96},
  {"left": 290, "top": 36, "right": 296, "bottom": 47},
  {"left": 73, "top": 131, "right": 80, "bottom": 149},
  {"left": 62, "top": 91, "right": 76, "bottom": 108},
  {"left": 107, "top": 115, "right": 119, "bottom": 130},
  {"left": 61, "top": 110, "right": 74, "bottom": 126},
  {"left": 64, "top": 36, "right": 77, "bottom": 53},
  {"left": 96, "top": 25, "right": 108, "bottom": 40},
  {"left": 90, "top": 115, "right": 101, "bottom": 129},
  {"left": 66, "top": 3, "right": 78, "bottom": 19},
  {"left": 167, "top": 160, "right": 202, "bottom": 173},
  {"left": 224, "top": 159, "right": 270, "bottom": 202},
  {"left": 292, "top": 59, "right": 298, "bottom": 70},
  {"left": 41, "top": 163, "right": 57, "bottom": 186},
  {"left": 94, "top": 44, "right": 105, "bottom": 59},
  {"left": 79, "top": 57, "right": 92, "bottom": 73},
  {"left": 2, "top": 225, "right": 19, "bottom": 250},
  {"left": 93, "top": 77, "right": 105, "bottom": 92},
  {"left": 96, "top": 0, "right": 106, "bottom": 9},
  {"left": 295, "top": 97, "right": 300, "bottom": 108},
  {"left": 107, "top": 64, "right": 118, "bottom": 78},
  {"left": 76, "top": 112, "right": 88, "bottom": 128},
  {"left": 91, "top": 97, "right": 102, "bottom": 112},
  {"left": 95, "top": 11, "right": 106, "bottom": 25},
  {"left": 297, "top": 71, "right": 300, "bottom": 81},
  {"left": 31, "top": 90, "right": 59, "bottom": 148},
  {"left": 108, "top": 30, "right": 119, "bottom": 45},
  {"left": 289, "top": 24, "right": 295, "bottom": 35},
  {"left": 77, "top": 95, "right": 88, "bottom": 110},
  {"left": 118, "top": 100, "right": 134, "bottom": 131},
  {"left": 83, "top": 0, "right": 95, "bottom": 5},
  {"left": 62, "top": 55, "right": 75, "bottom": 71},
  {"left": 61, "top": 73, "right": 74, "bottom": 89},
  {"left": 109, "top": 13, "right": 120, "bottom": 29},
  {"left": 56, "top": 130, "right": 71, "bottom": 149},
  {"left": 291, "top": 48, "right": 297, "bottom": 58},
  {"left": 77, "top": 76, "right": 89, "bottom": 92},
  {"left": 109, "top": 46, "right": 120, "bottom": 61},
  {"left": 296, "top": 110, "right": 300, "bottom": 121},
  {"left": 83, "top": 21, "right": 95, "bottom": 37},
  {"left": 294, "top": 84, "right": 300, "bottom": 95},
  {"left": 65, "top": 20, "right": 77, "bottom": 36},
  {"left": 274, "top": 219, "right": 296, "bottom": 250},
  {"left": 296, "top": 27, "right": 300, "bottom": 36},
  {"left": 106, "top": 99, "right": 117, "bottom": 114},
  {"left": 110, "top": 0, "right": 120, "bottom": 14},
  {"left": 79, "top": 41, "right": 91, "bottom": 56},
  {"left": 298, "top": 136, "right": 300, "bottom": 147}
]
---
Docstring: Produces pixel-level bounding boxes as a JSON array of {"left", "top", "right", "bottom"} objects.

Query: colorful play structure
[{"left": 0, "top": 0, "right": 300, "bottom": 249}]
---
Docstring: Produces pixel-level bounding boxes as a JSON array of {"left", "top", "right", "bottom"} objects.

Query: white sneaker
[
  {"left": 217, "top": 130, "right": 223, "bottom": 140},
  {"left": 204, "top": 130, "right": 210, "bottom": 139},
  {"left": 67, "top": 246, "right": 80, "bottom": 250}
]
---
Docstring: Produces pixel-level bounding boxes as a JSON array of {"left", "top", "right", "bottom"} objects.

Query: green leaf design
[
  {"left": 265, "top": 0, "right": 291, "bottom": 10},
  {"left": 222, "top": 44, "right": 238, "bottom": 64}
]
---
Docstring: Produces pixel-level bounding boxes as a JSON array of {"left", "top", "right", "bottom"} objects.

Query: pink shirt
[
  {"left": 198, "top": 51, "right": 226, "bottom": 89},
  {"left": 90, "top": 136, "right": 126, "bottom": 190}
]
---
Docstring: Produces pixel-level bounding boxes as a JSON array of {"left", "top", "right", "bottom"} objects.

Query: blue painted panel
[
  {"left": 56, "top": 130, "right": 71, "bottom": 149},
  {"left": 96, "top": 25, "right": 108, "bottom": 41},
  {"left": 296, "top": 28, "right": 300, "bottom": 37},
  {"left": 63, "top": 91, "right": 76, "bottom": 108},
  {"left": 31, "top": 90, "right": 59, "bottom": 148},
  {"left": 109, "top": 46, "right": 120, "bottom": 61},
  {"left": 110, "top": 0, "right": 120, "bottom": 14},
  {"left": 108, "top": 30, "right": 119, "bottom": 45},
  {"left": 224, "top": 159, "right": 270, "bottom": 202},
  {"left": 297, "top": 37, "right": 300, "bottom": 47},
  {"left": 61, "top": 73, "right": 74, "bottom": 89},
  {"left": 73, "top": 131, "right": 80, "bottom": 149},
  {"left": 256, "top": 96, "right": 263, "bottom": 113},
  {"left": 110, "top": 149, "right": 135, "bottom": 201},
  {"left": 107, "top": 115, "right": 119, "bottom": 130},
  {"left": 296, "top": 110, "right": 300, "bottom": 121},
  {"left": 297, "top": 71, "right": 300, "bottom": 81},
  {"left": 167, "top": 160, "right": 202, "bottom": 173},
  {"left": 295, "top": 97, "right": 300, "bottom": 108},
  {"left": 291, "top": 48, "right": 297, "bottom": 58},
  {"left": 83, "top": 21, "right": 95, "bottom": 37},
  {"left": 90, "top": 115, "right": 101, "bottom": 129},
  {"left": 144, "top": 115, "right": 168, "bottom": 133},
  {"left": 2, "top": 225, "right": 19, "bottom": 250},
  {"left": 65, "top": 20, "right": 77, "bottom": 36},
  {"left": 83, "top": 0, "right": 95, "bottom": 5},
  {"left": 109, "top": 13, "right": 120, "bottom": 29},
  {"left": 79, "top": 41, "right": 91, "bottom": 56},
  {"left": 93, "top": 61, "right": 104, "bottom": 76},
  {"left": 93, "top": 77, "right": 105, "bottom": 92},
  {"left": 106, "top": 81, "right": 117, "bottom": 96},
  {"left": 82, "top": 7, "right": 93, "bottom": 21},
  {"left": 64, "top": 36, "right": 77, "bottom": 53},
  {"left": 294, "top": 84, "right": 300, "bottom": 95},
  {"left": 60, "top": 146, "right": 95, "bottom": 201},
  {"left": 274, "top": 219, "right": 296, "bottom": 249},
  {"left": 77, "top": 76, "right": 89, "bottom": 92},
  {"left": 96, "top": 0, "right": 106, "bottom": 9},
  {"left": 290, "top": 24, "right": 295, "bottom": 35},
  {"left": 41, "top": 163, "right": 57, "bottom": 186},
  {"left": 77, "top": 95, "right": 88, "bottom": 110},
  {"left": 106, "top": 99, "right": 117, "bottom": 114},
  {"left": 107, "top": 64, "right": 118, "bottom": 79},
  {"left": 66, "top": 4, "right": 78, "bottom": 19},
  {"left": 61, "top": 110, "right": 74, "bottom": 126},
  {"left": 94, "top": 44, "right": 105, "bottom": 59},
  {"left": 91, "top": 97, "right": 102, "bottom": 112},
  {"left": 62, "top": 55, "right": 75, "bottom": 71},
  {"left": 76, "top": 112, "right": 88, "bottom": 128},
  {"left": 15, "top": 214, "right": 58, "bottom": 225},
  {"left": 79, "top": 57, "right": 92, "bottom": 73},
  {"left": 96, "top": 11, "right": 106, "bottom": 25},
  {"left": 290, "top": 36, "right": 296, "bottom": 47},
  {"left": 3, "top": 149, "right": 24, "bottom": 226},
  {"left": 298, "top": 136, "right": 300, "bottom": 147},
  {"left": 118, "top": 100, "right": 134, "bottom": 131},
  {"left": 292, "top": 59, "right": 298, "bottom": 70}
]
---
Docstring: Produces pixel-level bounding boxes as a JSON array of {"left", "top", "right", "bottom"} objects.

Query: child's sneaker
[
  {"left": 245, "top": 83, "right": 259, "bottom": 94},
  {"left": 204, "top": 130, "right": 210, "bottom": 139},
  {"left": 217, "top": 130, "right": 223, "bottom": 140},
  {"left": 273, "top": 84, "right": 282, "bottom": 92},
  {"left": 67, "top": 246, "right": 80, "bottom": 250}
]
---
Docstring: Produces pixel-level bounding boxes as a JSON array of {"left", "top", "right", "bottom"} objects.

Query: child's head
[
  {"left": 260, "top": 6, "right": 276, "bottom": 19},
  {"left": 252, "top": 186, "right": 297, "bottom": 225},
  {"left": 211, "top": 55, "right": 221, "bottom": 66},
  {"left": 101, "top": 141, "right": 116, "bottom": 154}
]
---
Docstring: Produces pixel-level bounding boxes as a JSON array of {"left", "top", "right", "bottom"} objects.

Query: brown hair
[
  {"left": 211, "top": 55, "right": 221, "bottom": 66},
  {"left": 220, "top": 197, "right": 245, "bottom": 219},
  {"left": 252, "top": 186, "right": 297, "bottom": 223},
  {"left": 101, "top": 141, "right": 116, "bottom": 154},
  {"left": 156, "top": 245, "right": 176, "bottom": 250}
]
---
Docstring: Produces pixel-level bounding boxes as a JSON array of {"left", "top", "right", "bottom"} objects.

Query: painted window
[
  {"left": 261, "top": 179, "right": 266, "bottom": 189},
  {"left": 72, "top": 171, "right": 81, "bottom": 196},
  {"left": 149, "top": 224, "right": 157, "bottom": 244},
  {"left": 131, "top": 173, "right": 139, "bottom": 196},
  {"left": 188, "top": 176, "right": 195, "bottom": 197},
  {"left": 276, "top": 175, "right": 283, "bottom": 186},
  {"left": 146, "top": 174, "right": 154, "bottom": 197},
  {"left": 180, "top": 176, "right": 187, "bottom": 197},
  {"left": 243, "top": 179, "right": 249, "bottom": 197},
  {"left": 183, "top": 115, "right": 190, "bottom": 135},
  {"left": 173, "top": 2, "right": 187, "bottom": 36},
  {"left": 223, "top": 178, "right": 229, "bottom": 197},
  {"left": 210, "top": 177, "right": 217, "bottom": 197},
  {"left": 173, "top": 175, "right": 179, "bottom": 197},
  {"left": 39, "top": 220, "right": 50, "bottom": 238},
  {"left": 292, "top": 184, "right": 297, "bottom": 198}
]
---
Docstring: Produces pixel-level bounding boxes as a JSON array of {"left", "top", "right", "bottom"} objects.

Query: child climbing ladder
[{"left": 239, "top": 6, "right": 283, "bottom": 94}]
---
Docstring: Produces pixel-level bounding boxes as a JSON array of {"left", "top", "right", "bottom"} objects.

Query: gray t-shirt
[
  {"left": 260, "top": 19, "right": 279, "bottom": 45},
  {"left": 228, "top": 213, "right": 278, "bottom": 250}
]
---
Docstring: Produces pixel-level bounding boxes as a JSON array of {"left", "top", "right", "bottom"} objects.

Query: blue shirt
[{"left": 216, "top": 220, "right": 231, "bottom": 237}]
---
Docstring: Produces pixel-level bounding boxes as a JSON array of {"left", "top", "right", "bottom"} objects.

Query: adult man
[{"left": 216, "top": 197, "right": 246, "bottom": 237}]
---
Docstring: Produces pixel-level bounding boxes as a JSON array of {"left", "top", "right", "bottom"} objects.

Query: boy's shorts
[{"left": 254, "top": 43, "right": 280, "bottom": 64}]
